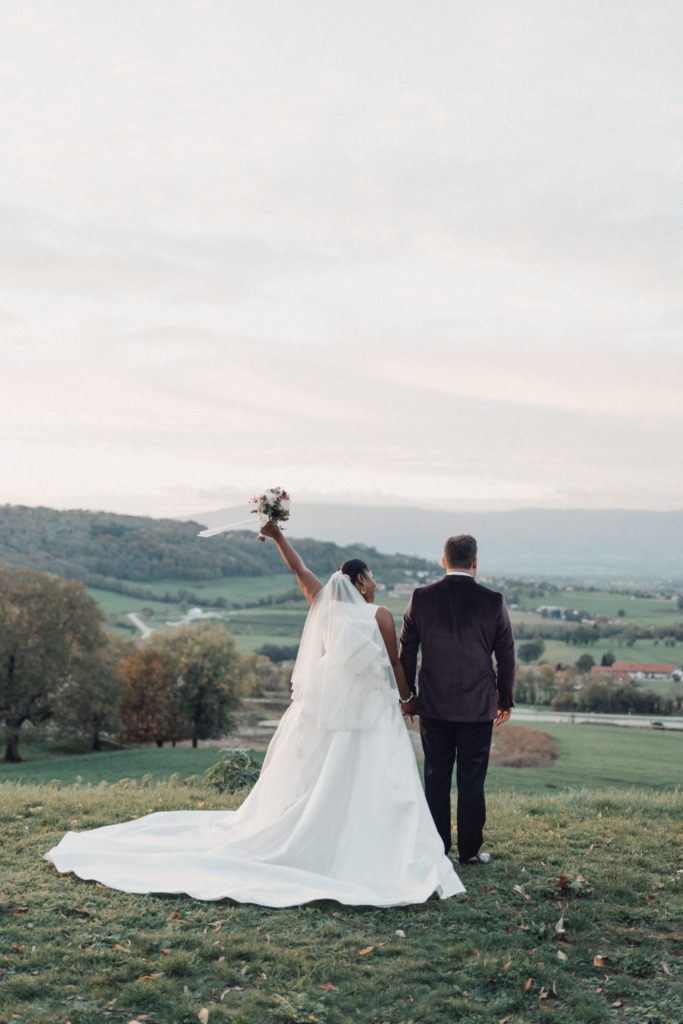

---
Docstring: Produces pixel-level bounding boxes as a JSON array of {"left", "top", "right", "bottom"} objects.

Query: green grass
[
  {"left": 535, "top": 637, "right": 683, "bottom": 676},
  {"left": 0, "top": 745, "right": 231, "bottom": 786},
  {"left": 137, "top": 574, "right": 301, "bottom": 604},
  {"left": 0, "top": 781, "right": 680, "bottom": 1024},
  {"left": 3, "top": 725, "right": 681, "bottom": 794},
  {"left": 487, "top": 723, "right": 683, "bottom": 793},
  {"left": 514, "top": 588, "right": 683, "bottom": 625}
]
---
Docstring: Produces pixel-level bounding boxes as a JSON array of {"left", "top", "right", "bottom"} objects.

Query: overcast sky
[{"left": 1, "top": 0, "right": 681, "bottom": 518}]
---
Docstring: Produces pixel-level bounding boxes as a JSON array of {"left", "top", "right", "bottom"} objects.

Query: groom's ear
[{"left": 441, "top": 555, "right": 447, "bottom": 569}]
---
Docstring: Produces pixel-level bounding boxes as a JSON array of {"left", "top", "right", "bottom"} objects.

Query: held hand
[
  {"left": 400, "top": 695, "right": 418, "bottom": 722},
  {"left": 495, "top": 707, "right": 511, "bottom": 727}
]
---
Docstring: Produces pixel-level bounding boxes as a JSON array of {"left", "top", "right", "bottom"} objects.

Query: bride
[{"left": 45, "top": 523, "right": 464, "bottom": 907}]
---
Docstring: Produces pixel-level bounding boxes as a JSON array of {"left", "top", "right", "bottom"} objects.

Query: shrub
[{"left": 204, "top": 748, "right": 261, "bottom": 793}]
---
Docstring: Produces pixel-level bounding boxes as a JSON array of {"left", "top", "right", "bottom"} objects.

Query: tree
[
  {"left": 601, "top": 651, "right": 616, "bottom": 666},
  {"left": 240, "top": 653, "right": 292, "bottom": 695},
  {"left": 0, "top": 569, "right": 108, "bottom": 762},
  {"left": 162, "top": 623, "right": 243, "bottom": 748},
  {"left": 518, "top": 639, "right": 545, "bottom": 663},
  {"left": 575, "top": 654, "right": 596, "bottom": 674},
  {"left": 119, "top": 643, "right": 190, "bottom": 747},
  {"left": 255, "top": 643, "right": 299, "bottom": 663},
  {"left": 53, "top": 636, "right": 129, "bottom": 750}
]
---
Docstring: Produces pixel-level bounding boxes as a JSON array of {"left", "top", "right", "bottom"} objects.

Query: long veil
[{"left": 290, "top": 570, "right": 395, "bottom": 730}]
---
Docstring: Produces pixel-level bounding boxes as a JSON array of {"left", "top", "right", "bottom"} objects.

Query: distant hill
[
  {"left": 0, "top": 505, "right": 435, "bottom": 587},
  {"left": 193, "top": 504, "right": 683, "bottom": 581}
]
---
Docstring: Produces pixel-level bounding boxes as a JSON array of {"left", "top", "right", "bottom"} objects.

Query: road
[{"left": 506, "top": 708, "right": 683, "bottom": 731}]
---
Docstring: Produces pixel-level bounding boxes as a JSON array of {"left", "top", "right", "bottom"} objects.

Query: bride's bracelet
[{"left": 398, "top": 692, "right": 416, "bottom": 705}]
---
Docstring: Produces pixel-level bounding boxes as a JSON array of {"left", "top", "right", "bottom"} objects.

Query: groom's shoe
[{"left": 460, "top": 850, "right": 491, "bottom": 865}]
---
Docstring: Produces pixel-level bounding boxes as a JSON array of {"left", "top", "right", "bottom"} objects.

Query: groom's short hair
[{"left": 444, "top": 534, "right": 477, "bottom": 569}]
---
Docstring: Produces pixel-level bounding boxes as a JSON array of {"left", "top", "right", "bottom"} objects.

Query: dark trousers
[{"left": 419, "top": 718, "right": 494, "bottom": 861}]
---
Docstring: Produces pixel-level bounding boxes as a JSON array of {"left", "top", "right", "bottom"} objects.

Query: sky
[{"left": 1, "top": 0, "right": 681, "bottom": 518}]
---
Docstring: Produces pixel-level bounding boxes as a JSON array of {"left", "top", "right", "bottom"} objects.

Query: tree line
[
  {"left": 0, "top": 504, "right": 436, "bottom": 589},
  {"left": 0, "top": 568, "right": 289, "bottom": 763},
  {"left": 514, "top": 665, "right": 681, "bottom": 716}
]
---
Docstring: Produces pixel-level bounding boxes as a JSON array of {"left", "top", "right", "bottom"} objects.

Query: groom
[{"left": 399, "top": 535, "right": 516, "bottom": 864}]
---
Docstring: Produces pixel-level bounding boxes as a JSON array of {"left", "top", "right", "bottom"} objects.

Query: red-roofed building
[{"left": 591, "top": 661, "right": 675, "bottom": 682}]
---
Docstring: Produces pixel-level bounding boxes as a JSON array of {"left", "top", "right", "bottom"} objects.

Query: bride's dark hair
[{"left": 339, "top": 558, "right": 369, "bottom": 586}]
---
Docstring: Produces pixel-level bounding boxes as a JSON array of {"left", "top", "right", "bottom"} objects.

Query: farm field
[
  {"left": 86, "top": 574, "right": 683, "bottom": 680},
  {"left": 511, "top": 587, "right": 682, "bottom": 625},
  {"left": 530, "top": 638, "right": 683, "bottom": 684}
]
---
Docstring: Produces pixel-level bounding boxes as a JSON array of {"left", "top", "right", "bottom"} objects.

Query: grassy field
[
  {"left": 3, "top": 725, "right": 681, "bottom": 793},
  {"left": 512, "top": 588, "right": 682, "bottom": 626},
  {"left": 137, "top": 575, "right": 301, "bottom": 605},
  {"left": 532, "top": 637, "right": 683, "bottom": 678},
  {"left": 86, "top": 576, "right": 683, "bottom": 675},
  {"left": 0, "top": 780, "right": 680, "bottom": 1024}
]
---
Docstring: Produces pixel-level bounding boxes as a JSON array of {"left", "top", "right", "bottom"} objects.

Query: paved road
[
  {"left": 504, "top": 708, "right": 683, "bottom": 731},
  {"left": 257, "top": 708, "right": 683, "bottom": 731},
  {"left": 127, "top": 612, "right": 153, "bottom": 639}
]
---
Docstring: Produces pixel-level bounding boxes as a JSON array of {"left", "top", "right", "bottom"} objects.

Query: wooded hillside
[{"left": 0, "top": 505, "right": 436, "bottom": 586}]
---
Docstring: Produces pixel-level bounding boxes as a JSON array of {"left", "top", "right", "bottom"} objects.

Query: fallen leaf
[
  {"left": 198, "top": 1010, "right": 209, "bottom": 1024},
  {"left": 12, "top": 945, "right": 26, "bottom": 953},
  {"left": 138, "top": 972, "right": 164, "bottom": 982},
  {"left": 359, "top": 946, "right": 374, "bottom": 955},
  {"left": 220, "top": 986, "right": 243, "bottom": 1000},
  {"left": 558, "top": 874, "right": 570, "bottom": 887},
  {"left": 524, "top": 977, "right": 534, "bottom": 993},
  {"left": 113, "top": 944, "right": 130, "bottom": 953},
  {"left": 593, "top": 954, "right": 606, "bottom": 967},
  {"left": 502, "top": 959, "right": 512, "bottom": 973},
  {"left": 95, "top": 882, "right": 108, "bottom": 889},
  {"left": 557, "top": 950, "right": 568, "bottom": 962},
  {"left": 611, "top": 999, "right": 623, "bottom": 1008},
  {"left": 318, "top": 982, "right": 338, "bottom": 991},
  {"left": 10, "top": 906, "right": 28, "bottom": 916},
  {"left": 161, "top": 948, "right": 171, "bottom": 956},
  {"left": 395, "top": 929, "right": 406, "bottom": 938},
  {"left": 554, "top": 916, "right": 566, "bottom": 938},
  {"left": 661, "top": 962, "right": 671, "bottom": 976}
]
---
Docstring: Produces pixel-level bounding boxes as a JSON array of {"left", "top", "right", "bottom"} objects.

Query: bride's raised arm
[{"left": 259, "top": 521, "right": 323, "bottom": 605}]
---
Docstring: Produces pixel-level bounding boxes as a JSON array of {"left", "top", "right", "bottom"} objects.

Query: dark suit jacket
[{"left": 399, "top": 574, "right": 516, "bottom": 722}]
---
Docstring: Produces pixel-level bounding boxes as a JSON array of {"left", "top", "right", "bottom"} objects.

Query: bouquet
[
  {"left": 197, "top": 487, "right": 290, "bottom": 539},
  {"left": 251, "top": 487, "right": 290, "bottom": 541}
]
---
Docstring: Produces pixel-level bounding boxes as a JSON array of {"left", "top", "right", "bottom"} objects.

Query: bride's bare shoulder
[{"left": 374, "top": 605, "right": 395, "bottom": 626}]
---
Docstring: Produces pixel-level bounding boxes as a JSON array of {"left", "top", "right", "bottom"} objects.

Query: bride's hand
[
  {"left": 259, "top": 520, "right": 280, "bottom": 541},
  {"left": 400, "top": 695, "right": 417, "bottom": 722}
]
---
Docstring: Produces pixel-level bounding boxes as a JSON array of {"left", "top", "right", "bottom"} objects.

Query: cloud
[{"left": 0, "top": 1, "right": 681, "bottom": 515}]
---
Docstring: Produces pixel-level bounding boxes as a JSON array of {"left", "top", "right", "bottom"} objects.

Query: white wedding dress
[{"left": 45, "top": 572, "right": 464, "bottom": 907}]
